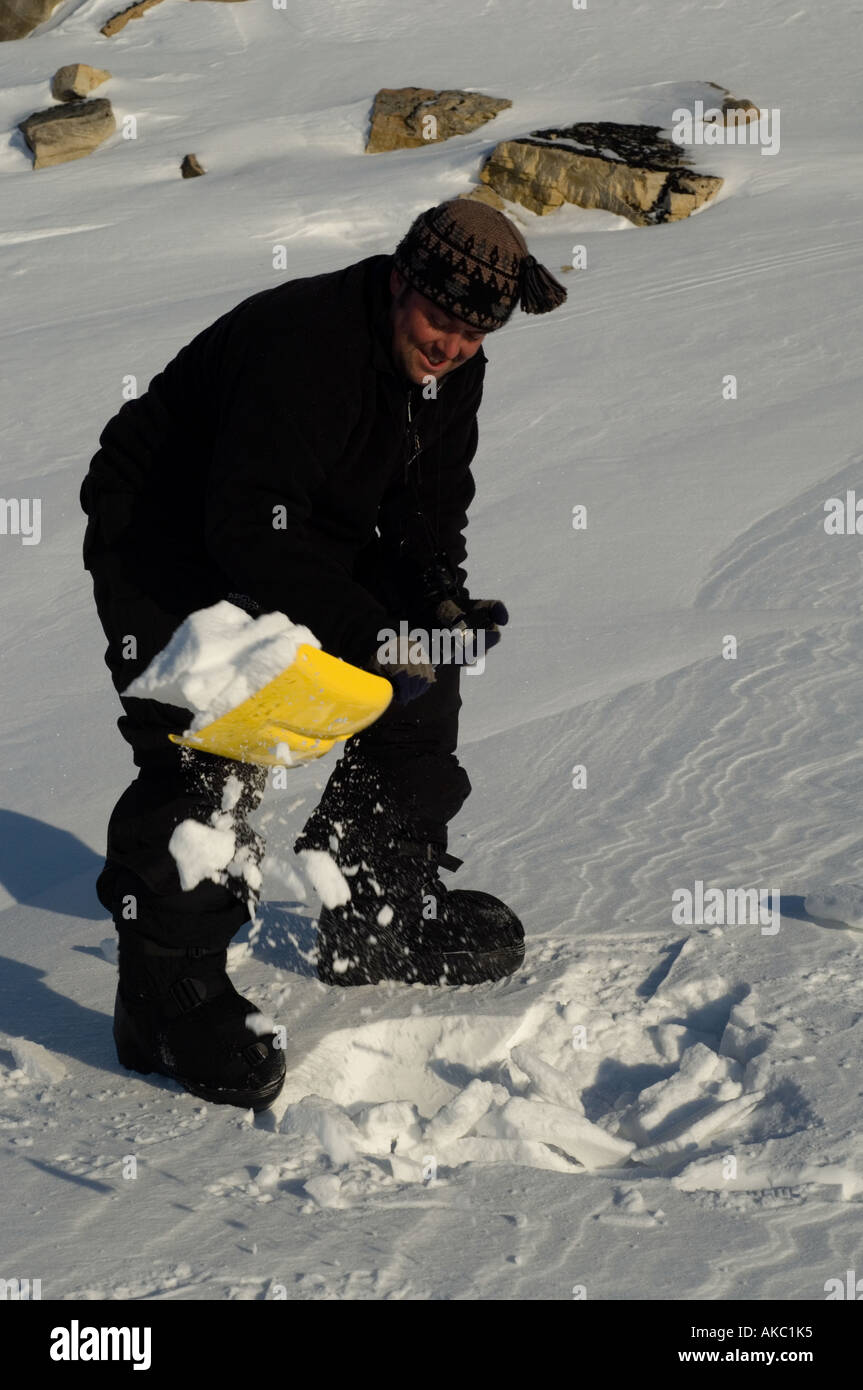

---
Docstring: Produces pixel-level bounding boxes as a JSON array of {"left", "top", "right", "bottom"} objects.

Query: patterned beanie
[{"left": 393, "top": 197, "right": 567, "bottom": 332}]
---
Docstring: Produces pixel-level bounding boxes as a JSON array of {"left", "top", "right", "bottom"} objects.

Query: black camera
[{"left": 419, "top": 550, "right": 462, "bottom": 608}]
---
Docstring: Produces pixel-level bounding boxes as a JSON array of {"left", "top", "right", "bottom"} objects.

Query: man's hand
[
  {"left": 369, "top": 650, "right": 436, "bottom": 705},
  {"left": 434, "top": 595, "right": 509, "bottom": 652}
]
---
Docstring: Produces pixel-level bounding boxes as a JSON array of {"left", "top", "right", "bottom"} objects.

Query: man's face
[{"left": 389, "top": 267, "right": 486, "bottom": 385}]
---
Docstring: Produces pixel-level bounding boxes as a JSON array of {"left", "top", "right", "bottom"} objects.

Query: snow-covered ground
[{"left": 2, "top": 0, "right": 863, "bottom": 1301}]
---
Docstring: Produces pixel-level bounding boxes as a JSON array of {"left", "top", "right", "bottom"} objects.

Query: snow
[
  {"left": 124, "top": 600, "right": 320, "bottom": 732},
  {"left": 486, "top": 1096, "right": 636, "bottom": 1170},
  {"left": 168, "top": 817, "right": 236, "bottom": 892},
  {"left": 295, "top": 848, "right": 351, "bottom": 908},
  {"left": 0, "top": 1033, "right": 67, "bottom": 1085},
  {"left": 2, "top": 0, "right": 863, "bottom": 1303},
  {"left": 804, "top": 883, "right": 863, "bottom": 929}
]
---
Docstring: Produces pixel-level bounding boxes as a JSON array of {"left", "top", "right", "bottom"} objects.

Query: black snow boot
[
  {"left": 312, "top": 837, "right": 526, "bottom": 987},
  {"left": 294, "top": 752, "right": 524, "bottom": 987},
  {"left": 113, "top": 930, "right": 286, "bottom": 1112}
]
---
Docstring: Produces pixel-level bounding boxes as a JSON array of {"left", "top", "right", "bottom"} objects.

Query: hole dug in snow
[{"left": 263, "top": 954, "right": 788, "bottom": 1194}]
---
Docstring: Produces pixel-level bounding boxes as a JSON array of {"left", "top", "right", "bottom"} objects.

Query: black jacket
[{"left": 80, "top": 253, "right": 486, "bottom": 669}]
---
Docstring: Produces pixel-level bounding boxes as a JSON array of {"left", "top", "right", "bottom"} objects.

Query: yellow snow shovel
[{"left": 168, "top": 643, "right": 392, "bottom": 768}]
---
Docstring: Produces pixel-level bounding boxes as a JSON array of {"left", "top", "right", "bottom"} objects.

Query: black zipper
[
  {"left": 404, "top": 375, "right": 449, "bottom": 483},
  {"left": 404, "top": 390, "right": 421, "bottom": 484},
  {"left": 402, "top": 378, "right": 452, "bottom": 569}
]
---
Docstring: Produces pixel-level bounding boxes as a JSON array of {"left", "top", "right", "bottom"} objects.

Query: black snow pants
[{"left": 87, "top": 541, "right": 471, "bottom": 949}]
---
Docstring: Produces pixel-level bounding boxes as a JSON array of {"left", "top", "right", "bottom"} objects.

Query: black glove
[
  {"left": 369, "top": 649, "right": 436, "bottom": 705},
  {"left": 434, "top": 595, "right": 509, "bottom": 653}
]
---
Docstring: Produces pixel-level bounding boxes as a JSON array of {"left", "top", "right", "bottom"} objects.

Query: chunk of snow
[
  {"left": 296, "top": 848, "right": 351, "bottom": 908},
  {"left": 303, "top": 1173, "right": 344, "bottom": 1208},
  {"left": 510, "top": 1044, "right": 586, "bottom": 1113},
  {"left": 632, "top": 1091, "right": 765, "bottom": 1164},
  {"left": 280, "top": 1095, "right": 360, "bottom": 1166},
  {"left": 352, "top": 1100, "right": 422, "bottom": 1154},
  {"left": 441, "top": 1136, "right": 577, "bottom": 1173},
  {"left": 226, "top": 844, "right": 262, "bottom": 892},
  {"left": 0, "top": 1035, "right": 66, "bottom": 1084},
  {"left": 618, "top": 1042, "right": 726, "bottom": 1144},
  {"left": 673, "top": 1143, "right": 863, "bottom": 1200},
  {"left": 221, "top": 774, "right": 243, "bottom": 812},
  {"left": 423, "top": 1079, "right": 496, "bottom": 1148},
  {"left": 99, "top": 937, "right": 118, "bottom": 965},
  {"left": 650, "top": 1023, "right": 711, "bottom": 1064},
  {"left": 253, "top": 1163, "right": 281, "bottom": 1191},
  {"left": 124, "top": 600, "right": 319, "bottom": 730},
  {"left": 388, "top": 1153, "right": 427, "bottom": 1184},
  {"left": 490, "top": 1096, "right": 635, "bottom": 1170},
  {"left": 246, "top": 1012, "right": 275, "bottom": 1037},
  {"left": 169, "top": 819, "right": 236, "bottom": 891}
]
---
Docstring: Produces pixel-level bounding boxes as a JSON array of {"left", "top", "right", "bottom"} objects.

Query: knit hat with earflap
[{"left": 393, "top": 197, "right": 567, "bottom": 332}]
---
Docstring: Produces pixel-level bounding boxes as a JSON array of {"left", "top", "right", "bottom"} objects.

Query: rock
[
  {"left": 366, "top": 86, "right": 511, "bottom": 154},
  {"left": 100, "top": 0, "right": 165, "bottom": 38},
  {"left": 701, "top": 92, "right": 760, "bottom": 126},
  {"left": 0, "top": 0, "right": 66, "bottom": 42},
  {"left": 51, "top": 64, "right": 112, "bottom": 103},
  {"left": 480, "top": 120, "right": 723, "bottom": 225},
  {"left": 457, "top": 184, "right": 506, "bottom": 211},
  {"left": 18, "top": 98, "right": 116, "bottom": 170},
  {"left": 719, "top": 95, "right": 760, "bottom": 125},
  {"left": 181, "top": 153, "right": 206, "bottom": 178},
  {"left": 698, "top": 84, "right": 760, "bottom": 126}
]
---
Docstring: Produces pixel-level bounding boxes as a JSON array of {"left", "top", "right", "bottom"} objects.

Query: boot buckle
[
  {"left": 395, "top": 839, "right": 463, "bottom": 872},
  {"left": 169, "top": 977, "right": 208, "bottom": 1013}
]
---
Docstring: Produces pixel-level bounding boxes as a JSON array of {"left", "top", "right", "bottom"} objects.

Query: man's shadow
[
  {"left": 0, "top": 956, "right": 115, "bottom": 1072},
  {"left": 237, "top": 901, "right": 320, "bottom": 978},
  {"left": 0, "top": 808, "right": 319, "bottom": 1076},
  {"left": 0, "top": 809, "right": 105, "bottom": 919}
]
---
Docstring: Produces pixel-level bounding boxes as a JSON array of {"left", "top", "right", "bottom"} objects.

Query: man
[{"left": 80, "top": 197, "right": 567, "bottom": 1111}]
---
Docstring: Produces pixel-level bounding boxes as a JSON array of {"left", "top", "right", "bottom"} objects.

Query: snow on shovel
[{"left": 125, "top": 600, "right": 392, "bottom": 768}]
